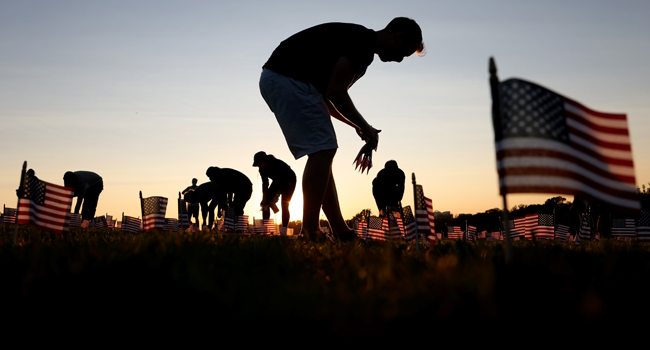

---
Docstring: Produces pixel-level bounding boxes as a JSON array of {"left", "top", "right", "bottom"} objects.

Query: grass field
[{"left": 2, "top": 224, "right": 649, "bottom": 337}]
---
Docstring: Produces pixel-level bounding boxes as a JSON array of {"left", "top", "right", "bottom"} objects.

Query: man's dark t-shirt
[
  {"left": 259, "top": 156, "right": 296, "bottom": 193},
  {"left": 210, "top": 168, "right": 253, "bottom": 194},
  {"left": 263, "top": 23, "right": 376, "bottom": 94}
]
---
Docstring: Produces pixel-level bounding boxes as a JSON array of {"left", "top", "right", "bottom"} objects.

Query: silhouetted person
[
  {"left": 182, "top": 178, "right": 200, "bottom": 227},
  {"left": 372, "top": 160, "right": 405, "bottom": 216},
  {"left": 183, "top": 181, "right": 226, "bottom": 229},
  {"left": 253, "top": 151, "right": 297, "bottom": 227},
  {"left": 206, "top": 167, "right": 252, "bottom": 216},
  {"left": 259, "top": 17, "right": 424, "bottom": 241},
  {"left": 63, "top": 171, "right": 103, "bottom": 221}
]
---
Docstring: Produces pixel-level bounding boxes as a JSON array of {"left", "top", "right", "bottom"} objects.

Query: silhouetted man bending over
[
  {"left": 372, "top": 160, "right": 405, "bottom": 216},
  {"left": 253, "top": 151, "right": 297, "bottom": 228},
  {"left": 183, "top": 181, "right": 225, "bottom": 229},
  {"left": 182, "top": 178, "right": 200, "bottom": 227},
  {"left": 259, "top": 17, "right": 424, "bottom": 241},
  {"left": 63, "top": 171, "right": 103, "bottom": 221},
  {"left": 206, "top": 167, "right": 252, "bottom": 216}
]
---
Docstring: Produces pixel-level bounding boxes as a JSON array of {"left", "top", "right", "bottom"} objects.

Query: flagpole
[
  {"left": 489, "top": 57, "right": 512, "bottom": 263},
  {"left": 411, "top": 173, "right": 420, "bottom": 252},
  {"left": 13, "top": 161, "right": 27, "bottom": 247},
  {"left": 139, "top": 191, "right": 145, "bottom": 233}
]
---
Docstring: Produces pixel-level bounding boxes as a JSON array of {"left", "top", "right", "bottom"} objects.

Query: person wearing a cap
[
  {"left": 63, "top": 170, "right": 104, "bottom": 221},
  {"left": 205, "top": 166, "right": 252, "bottom": 216},
  {"left": 182, "top": 181, "right": 226, "bottom": 229},
  {"left": 372, "top": 160, "right": 405, "bottom": 216},
  {"left": 253, "top": 151, "right": 297, "bottom": 229},
  {"left": 182, "top": 178, "right": 200, "bottom": 227},
  {"left": 259, "top": 18, "right": 424, "bottom": 242}
]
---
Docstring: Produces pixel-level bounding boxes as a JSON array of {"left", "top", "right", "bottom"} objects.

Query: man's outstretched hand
[
  {"left": 353, "top": 124, "right": 381, "bottom": 174},
  {"left": 357, "top": 124, "right": 381, "bottom": 150}
]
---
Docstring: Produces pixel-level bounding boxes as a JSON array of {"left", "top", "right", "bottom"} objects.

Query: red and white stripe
[
  {"left": 121, "top": 216, "right": 141, "bottom": 234},
  {"left": 236, "top": 215, "right": 248, "bottom": 231},
  {"left": 17, "top": 182, "right": 74, "bottom": 234},
  {"left": 637, "top": 211, "right": 650, "bottom": 242},
  {"left": 354, "top": 222, "right": 368, "bottom": 240},
  {"left": 497, "top": 98, "right": 638, "bottom": 213},
  {"left": 466, "top": 225, "right": 477, "bottom": 241},
  {"left": 264, "top": 219, "right": 275, "bottom": 234},
  {"left": 367, "top": 224, "right": 387, "bottom": 242},
  {"left": 525, "top": 214, "right": 555, "bottom": 240}
]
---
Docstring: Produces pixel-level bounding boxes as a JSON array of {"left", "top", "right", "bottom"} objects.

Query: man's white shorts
[{"left": 259, "top": 69, "right": 338, "bottom": 159}]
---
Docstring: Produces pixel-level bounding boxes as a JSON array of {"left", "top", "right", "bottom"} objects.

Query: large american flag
[
  {"left": 121, "top": 215, "right": 141, "bottom": 234},
  {"left": 578, "top": 213, "right": 592, "bottom": 241},
  {"left": 402, "top": 205, "right": 417, "bottom": 240},
  {"left": 2, "top": 207, "right": 17, "bottom": 224},
  {"left": 17, "top": 174, "right": 74, "bottom": 234},
  {"left": 178, "top": 198, "right": 190, "bottom": 229},
  {"left": 447, "top": 226, "right": 463, "bottom": 240},
  {"left": 367, "top": 216, "right": 387, "bottom": 241},
  {"left": 611, "top": 218, "right": 636, "bottom": 238},
  {"left": 637, "top": 211, "right": 650, "bottom": 242},
  {"left": 555, "top": 224, "right": 570, "bottom": 242},
  {"left": 93, "top": 216, "right": 108, "bottom": 229},
  {"left": 525, "top": 213, "right": 554, "bottom": 241},
  {"left": 414, "top": 184, "right": 435, "bottom": 238},
  {"left": 494, "top": 79, "right": 639, "bottom": 214},
  {"left": 142, "top": 196, "right": 167, "bottom": 232}
]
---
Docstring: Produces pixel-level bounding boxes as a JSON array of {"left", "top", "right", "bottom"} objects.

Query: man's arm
[
  {"left": 74, "top": 184, "right": 86, "bottom": 214},
  {"left": 325, "top": 57, "right": 379, "bottom": 147}
]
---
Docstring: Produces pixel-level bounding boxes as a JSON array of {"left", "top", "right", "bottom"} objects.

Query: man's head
[
  {"left": 253, "top": 151, "right": 267, "bottom": 168},
  {"left": 377, "top": 17, "right": 425, "bottom": 63},
  {"left": 63, "top": 171, "right": 77, "bottom": 188},
  {"left": 192, "top": 178, "right": 198, "bottom": 185},
  {"left": 206, "top": 166, "right": 221, "bottom": 182},
  {"left": 385, "top": 160, "right": 398, "bottom": 170}
]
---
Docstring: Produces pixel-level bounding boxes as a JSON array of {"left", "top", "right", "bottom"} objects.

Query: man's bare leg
[
  {"left": 321, "top": 172, "right": 351, "bottom": 235},
  {"left": 302, "top": 149, "right": 336, "bottom": 232}
]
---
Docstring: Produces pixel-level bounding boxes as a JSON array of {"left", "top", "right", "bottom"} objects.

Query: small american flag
[
  {"left": 106, "top": 215, "right": 114, "bottom": 229},
  {"left": 142, "top": 196, "right": 167, "bottom": 232},
  {"left": 466, "top": 225, "right": 477, "bottom": 241},
  {"left": 2, "top": 207, "right": 17, "bottom": 224},
  {"left": 402, "top": 205, "right": 417, "bottom": 240},
  {"left": 223, "top": 208, "right": 236, "bottom": 231},
  {"left": 236, "top": 215, "right": 249, "bottom": 231},
  {"left": 93, "top": 216, "right": 108, "bottom": 229},
  {"left": 414, "top": 184, "right": 435, "bottom": 238},
  {"left": 178, "top": 198, "right": 190, "bottom": 229},
  {"left": 578, "top": 213, "right": 592, "bottom": 241},
  {"left": 354, "top": 221, "right": 367, "bottom": 239},
  {"left": 164, "top": 218, "right": 179, "bottom": 232},
  {"left": 637, "top": 211, "right": 650, "bottom": 242},
  {"left": 555, "top": 224, "right": 570, "bottom": 242},
  {"left": 70, "top": 213, "right": 83, "bottom": 227},
  {"left": 121, "top": 216, "right": 141, "bottom": 234},
  {"left": 525, "top": 213, "right": 555, "bottom": 241},
  {"left": 486, "top": 231, "right": 501, "bottom": 242},
  {"left": 447, "top": 226, "right": 463, "bottom": 240},
  {"left": 17, "top": 173, "right": 74, "bottom": 234},
  {"left": 493, "top": 78, "right": 639, "bottom": 214},
  {"left": 611, "top": 218, "right": 636, "bottom": 238},
  {"left": 254, "top": 219, "right": 266, "bottom": 234},
  {"left": 367, "top": 216, "right": 387, "bottom": 241},
  {"left": 513, "top": 217, "right": 526, "bottom": 240},
  {"left": 263, "top": 218, "right": 275, "bottom": 234},
  {"left": 387, "top": 212, "right": 403, "bottom": 240}
]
